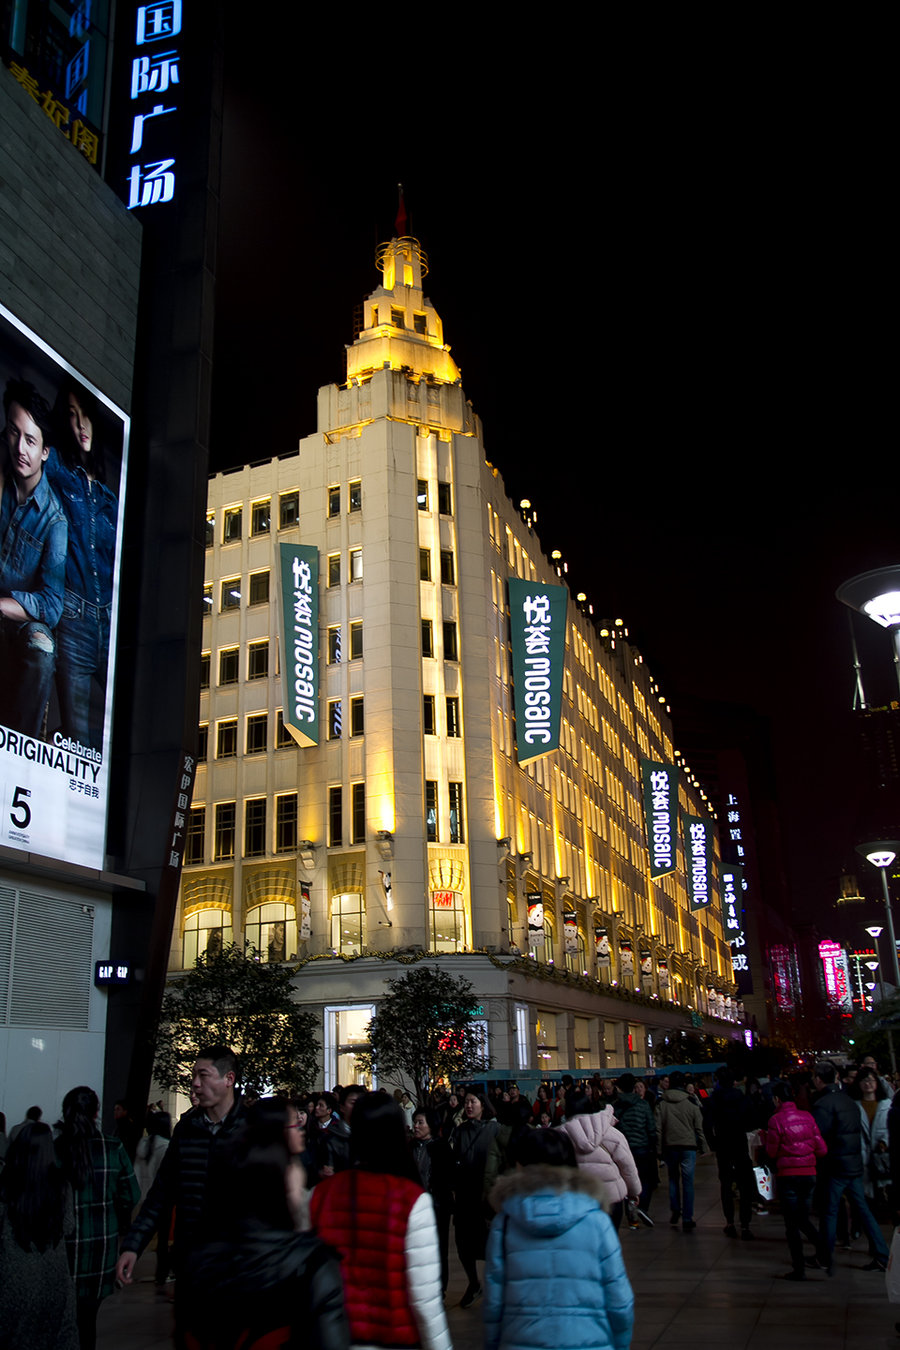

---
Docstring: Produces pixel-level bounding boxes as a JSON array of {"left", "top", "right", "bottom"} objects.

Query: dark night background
[{"left": 210, "top": 20, "right": 895, "bottom": 935}]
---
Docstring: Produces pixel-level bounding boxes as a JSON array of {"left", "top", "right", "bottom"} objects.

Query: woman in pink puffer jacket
[
  {"left": 556, "top": 1106, "right": 640, "bottom": 1231},
  {"left": 765, "top": 1080, "right": 827, "bottom": 1280}
]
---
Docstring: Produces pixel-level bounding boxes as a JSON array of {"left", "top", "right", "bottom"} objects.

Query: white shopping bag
[{"left": 752, "top": 1165, "right": 774, "bottom": 1202}]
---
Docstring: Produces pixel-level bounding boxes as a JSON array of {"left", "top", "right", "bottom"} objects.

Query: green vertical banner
[
  {"left": 684, "top": 814, "right": 713, "bottom": 912},
  {"left": 277, "top": 542, "right": 319, "bottom": 747},
  {"left": 641, "top": 759, "right": 679, "bottom": 877},
  {"left": 508, "top": 578, "right": 567, "bottom": 765}
]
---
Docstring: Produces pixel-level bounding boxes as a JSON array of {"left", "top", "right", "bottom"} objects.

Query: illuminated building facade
[{"left": 173, "top": 234, "right": 738, "bottom": 1085}]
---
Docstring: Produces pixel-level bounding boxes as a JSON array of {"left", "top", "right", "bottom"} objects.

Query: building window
[
  {"left": 351, "top": 782, "right": 365, "bottom": 845},
  {"left": 205, "top": 512, "right": 214, "bottom": 549},
  {"left": 349, "top": 621, "right": 363, "bottom": 660},
  {"left": 221, "top": 578, "right": 241, "bottom": 610},
  {"left": 328, "top": 626, "right": 342, "bottom": 664},
  {"left": 245, "top": 902, "right": 296, "bottom": 963},
  {"left": 535, "top": 1010, "right": 560, "bottom": 1069},
  {"left": 348, "top": 480, "right": 362, "bottom": 512},
  {"left": 328, "top": 553, "right": 341, "bottom": 588},
  {"left": 251, "top": 499, "right": 271, "bottom": 535},
  {"left": 425, "top": 780, "right": 438, "bottom": 843},
  {"left": 214, "top": 803, "right": 236, "bottom": 861},
  {"left": 182, "top": 908, "right": 232, "bottom": 970},
  {"left": 324, "top": 1004, "right": 375, "bottom": 1086},
  {"left": 249, "top": 570, "right": 270, "bottom": 605},
  {"left": 331, "top": 893, "right": 365, "bottom": 955},
  {"left": 197, "top": 724, "right": 208, "bottom": 762},
  {"left": 217, "top": 719, "right": 238, "bottom": 758},
  {"left": 431, "top": 889, "right": 466, "bottom": 953},
  {"left": 446, "top": 697, "right": 460, "bottom": 737},
  {"left": 437, "top": 481, "right": 452, "bottom": 515},
  {"left": 223, "top": 506, "right": 242, "bottom": 543},
  {"left": 328, "top": 484, "right": 340, "bottom": 517},
  {"left": 566, "top": 932, "right": 588, "bottom": 976},
  {"left": 440, "top": 549, "right": 455, "bottom": 585},
  {"left": 185, "top": 806, "right": 205, "bottom": 865},
  {"left": 391, "top": 306, "right": 405, "bottom": 329},
  {"left": 280, "top": 491, "right": 299, "bottom": 528},
  {"left": 417, "top": 479, "right": 428, "bottom": 510},
  {"left": 329, "top": 787, "right": 343, "bottom": 847},
  {"left": 200, "top": 652, "right": 210, "bottom": 689},
  {"left": 246, "top": 713, "right": 268, "bottom": 754},
  {"left": 443, "top": 621, "right": 458, "bottom": 661},
  {"left": 244, "top": 798, "right": 267, "bottom": 857},
  {"left": 276, "top": 711, "right": 293, "bottom": 748},
  {"left": 421, "top": 620, "right": 433, "bottom": 658},
  {"left": 276, "top": 793, "right": 298, "bottom": 853},
  {"left": 328, "top": 699, "right": 342, "bottom": 740},
  {"left": 248, "top": 640, "right": 268, "bottom": 680},
  {"left": 202, "top": 583, "right": 213, "bottom": 613},
  {"left": 350, "top": 696, "right": 364, "bottom": 737},
  {"left": 349, "top": 548, "right": 363, "bottom": 582},
  {"left": 515, "top": 1003, "right": 530, "bottom": 1071},
  {"left": 413, "top": 312, "right": 427, "bottom": 335},
  {"left": 219, "top": 648, "right": 239, "bottom": 685},
  {"left": 419, "top": 548, "right": 431, "bottom": 581},
  {"left": 449, "top": 781, "right": 465, "bottom": 844},
  {"left": 423, "top": 694, "right": 436, "bottom": 736}
]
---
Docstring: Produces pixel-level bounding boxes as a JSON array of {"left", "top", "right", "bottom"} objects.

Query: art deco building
[{"left": 171, "top": 233, "right": 739, "bottom": 1086}]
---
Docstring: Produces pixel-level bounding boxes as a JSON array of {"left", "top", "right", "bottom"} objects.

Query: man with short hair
[
  {"left": 8, "top": 1104, "right": 43, "bottom": 1142},
  {"left": 115, "top": 1044, "right": 245, "bottom": 1301},
  {"left": 0, "top": 379, "right": 67, "bottom": 736},
  {"left": 704, "top": 1068, "right": 756, "bottom": 1240},
  {"left": 811, "top": 1060, "right": 889, "bottom": 1272}
]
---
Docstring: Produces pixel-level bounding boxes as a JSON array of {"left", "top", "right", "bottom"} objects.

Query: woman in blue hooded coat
[{"left": 483, "top": 1131, "right": 633, "bottom": 1350}]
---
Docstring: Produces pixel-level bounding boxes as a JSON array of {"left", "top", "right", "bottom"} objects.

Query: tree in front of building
[
  {"left": 153, "top": 942, "right": 320, "bottom": 1099},
  {"left": 355, "top": 964, "right": 490, "bottom": 1105}
]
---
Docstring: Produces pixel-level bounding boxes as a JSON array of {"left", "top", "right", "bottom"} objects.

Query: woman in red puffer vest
[
  {"left": 310, "top": 1093, "right": 451, "bottom": 1350},
  {"left": 765, "top": 1080, "right": 827, "bottom": 1280}
]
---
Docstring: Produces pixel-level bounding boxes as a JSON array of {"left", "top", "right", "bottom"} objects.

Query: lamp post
[
  {"left": 856, "top": 844, "right": 900, "bottom": 988},
  {"left": 837, "top": 566, "right": 900, "bottom": 700}
]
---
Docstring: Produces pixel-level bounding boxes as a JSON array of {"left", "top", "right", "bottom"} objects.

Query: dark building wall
[{"left": 0, "top": 66, "right": 141, "bottom": 411}]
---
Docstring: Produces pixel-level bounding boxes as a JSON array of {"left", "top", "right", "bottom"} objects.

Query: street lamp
[
  {"left": 856, "top": 842, "right": 900, "bottom": 987},
  {"left": 837, "top": 566, "right": 900, "bottom": 700},
  {"left": 865, "top": 925, "right": 886, "bottom": 1002}
]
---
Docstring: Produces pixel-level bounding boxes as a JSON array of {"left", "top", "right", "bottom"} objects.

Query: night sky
[{"left": 210, "top": 21, "right": 895, "bottom": 934}]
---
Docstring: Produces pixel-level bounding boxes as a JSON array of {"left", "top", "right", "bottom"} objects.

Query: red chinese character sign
[{"left": 0, "top": 305, "right": 129, "bottom": 868}]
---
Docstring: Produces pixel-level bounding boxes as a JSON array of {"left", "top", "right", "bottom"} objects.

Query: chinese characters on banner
[
  {"left": 508, "top": 579, "right": 567, "bottom": 765},
  {"left": 684, "top": 815, "right": 713, "bottom": 912},
  {"left": 164, "top": 750, "right": 197, "bottom": 869},
  {"left": 7, "top": 61, "right": 101, "bottom": 163},
  {"left": 722, "top": 792, "right": 754, "bottom": 994},
  {"left": 126, "top": 2, "right": 183, "bottom": 208},
  {"left": 640, "top": 759, "right": 679, "bottom": 878},
  {"left": 818, "top": 939, "right": 853, "bottom": 1013}
]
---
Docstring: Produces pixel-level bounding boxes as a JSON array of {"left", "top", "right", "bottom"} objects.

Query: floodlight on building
[
  {"left": 497, "top": 837, "right": 511, "bottom": 850},
  {"left": 298, "top": 840, "right": 316, "bottom": 869},
  {"left": 375, "top": 830, "right": 394, "bottom": 861}
]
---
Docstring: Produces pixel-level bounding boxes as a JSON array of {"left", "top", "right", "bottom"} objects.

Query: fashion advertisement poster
[{"left": 0, "top": 304, "right": 128, "bottom": 868}]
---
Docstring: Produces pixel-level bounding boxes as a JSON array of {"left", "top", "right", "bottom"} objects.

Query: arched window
[
  {"left": 182, "top": 909, "right": 233, "bottom": 969},
  {"left": 565, "top": 931, "right": 587, "bottom": 975},
  {"left": 244, "top": 902, "right": 296, "bottom": 962}
]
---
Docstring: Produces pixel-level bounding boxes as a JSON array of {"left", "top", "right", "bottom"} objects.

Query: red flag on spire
[{"left": 395, "top": 183, "right": 408, "bottom": 237}]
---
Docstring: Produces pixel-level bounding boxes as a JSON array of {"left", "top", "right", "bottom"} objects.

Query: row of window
[
  {"left": 327, "top": 550, "right": 363, "bottom": 587},
  {"left": 201, "top": 643, "right": 270, "bottom": 688},
  {"left": 204, "top": 570, "right": 270, "bottom": 613},
  {"left": 425, "top": 780, "right": 465, "bottom": 844},
  {"left": 416, "top": 480, "right": 453, "bottom": 515},
  {"left": 421, "top": 620, "right": 458, "bottom": 660},
  {"left": 374, "top": 304, "right": 428, "bottom": 334},
  {"left": 197, "top": 694, "right": 465, "bottom": 756},
  {"left": 209, "top": 493, "right": 299, "bottom": 547},
  {"left": 328, "top": 481, "right": 362, "bottom": 517},
  {"left": 424, "top": 695, "right": 461, "bottom": 737},
  {"left": 419, "top": 548, "right": 455, "bottom": 584},
  {"left": 327, "top": 623, "right": 363, "bottom": 663}
]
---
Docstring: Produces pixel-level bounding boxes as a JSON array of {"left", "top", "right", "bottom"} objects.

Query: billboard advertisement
[
  {"left": 684, "top": 815, "right": 714, "bottom": 912},
  {"left": 277, "top": 542, "right": 319, "bottom": 748},
  {"left": 508, "top": 578, "right": 566, "bottom": 766},
  {"left": 641, "top": 758, "right": 679, "bottom": 878},
  {"left": 0, "top": 304, "right": 129, "bottom": 868}
]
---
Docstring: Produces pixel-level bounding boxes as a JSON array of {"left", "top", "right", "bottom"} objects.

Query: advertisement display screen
[{"left": 0, "top": 304, "right": 129, "bottom": 868}]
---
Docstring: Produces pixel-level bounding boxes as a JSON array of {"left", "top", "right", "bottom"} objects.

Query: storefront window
[
  {"left": 430, "top": 890, "right": 466, "bottom": 953},
  {"left": 331, "top": 892, "right": 365, "bottom": 954},
  {"left": 182, "top": 910, "right": 232, "bottom": 970},
  {"left": 244, "top": 902, "right": 297, "bottom": 962}
]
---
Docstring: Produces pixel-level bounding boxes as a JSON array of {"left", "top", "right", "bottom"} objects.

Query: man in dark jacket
[
  {"left": 115, "top": 1045, "right": 246, "bottom": 1315},
  {"left": 614, "top": 1074, "right": 657, "bottom": 1219},
  {"left": 704, "top": 1068, "right": 755, "bottom": 1239},
  {"left": 811, "top": 1060, "right": 889, "bottom": 1272}
]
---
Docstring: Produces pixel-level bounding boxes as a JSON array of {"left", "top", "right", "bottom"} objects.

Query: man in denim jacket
[{"left": 0, "top": 379, "right": 67, "bottom": 737}]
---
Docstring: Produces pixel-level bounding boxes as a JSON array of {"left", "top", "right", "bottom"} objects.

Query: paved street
[{"left": 98, "top": 1154, "right": 900, "bottom": 1349}]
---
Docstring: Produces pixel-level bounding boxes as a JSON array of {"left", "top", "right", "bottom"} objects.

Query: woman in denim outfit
[{"left": 48, "top": 381, "right": 118, "bottom": 751}]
